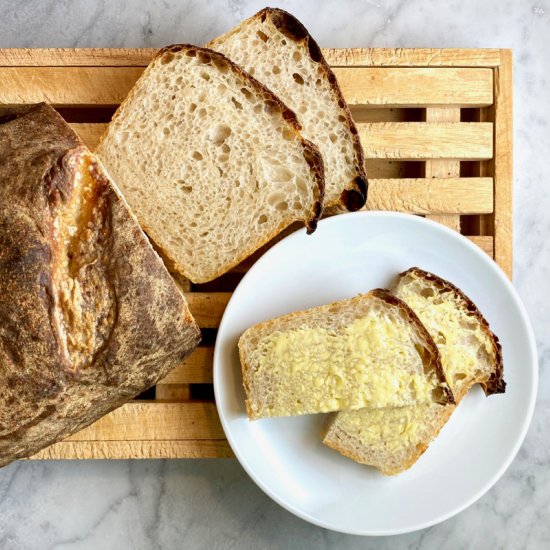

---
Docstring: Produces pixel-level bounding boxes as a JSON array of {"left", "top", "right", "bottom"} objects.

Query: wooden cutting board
[{"left": 0, "top": 47, "right": 512, "bottom": 460}]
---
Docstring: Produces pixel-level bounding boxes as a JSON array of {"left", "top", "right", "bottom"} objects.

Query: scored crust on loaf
[
  {"left": 239, "top": 289, "right": 453, "bottom": 420},
  {"left": 97, "top": 44, "right": 324, "bottom": 284},
  {"left": 208, "top": 7, "right": 367, "bottom": 211},
  {"left": 323, "top": 268, "right": 504, "bottom": 475},
  {"left": 0, "top": 103, "right": 201, "bottom": 467}
]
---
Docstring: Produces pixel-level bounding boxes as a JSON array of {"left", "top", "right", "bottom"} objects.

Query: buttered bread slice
[
  {"left": 323, "top": 268, "right": 504, "bottom": 475},
  {"left": 239, "top": 289, "right": 453, "bottom": 420}
]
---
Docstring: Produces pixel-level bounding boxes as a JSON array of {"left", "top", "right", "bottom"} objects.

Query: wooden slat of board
[
  {"left": 0, "top": 48, "right": 156, "bottom": 66},
  {"left": 0, "top": 67, "right": 491, "bottom": 108},
  {"left": 184, "top": 292, "right": 231, "bottom": 329},
  {"left": 0, "top": 48, "right": 502, "bottom": 68},
  {"left": 71, "top": 123, "right": 104, "bottom": 149},
  {"left": 71, "top": 122, "right": 493, "bottom": 160},
  {"left": 31, "top": 439, "right": 233, "bottom": 460},
  {"left": 160, "top": 347, "right": 214, "bottom": 384},
  {"left": 425, "top": 108, "right": 462, "bottom": 230},
  {"left": 324, "top": 48, "right": 503, "bottom": 68},
  {"left": 361, "top": 122, "right": 493, "bottom": 160},
  {"left": 367, "top": 178, "right": 493, "bottom": 213},
  {"left": 64, "top": 402, "right": 224, "bottom": 441},
  {"left": 333, "top": 67, "right": 493, "bottom": 107},
  {"left": 493, "top": 50, "right": 513, "bottom": 278},
  {"left": 468, "top": 236, "right": 494, "bottom": 257},
  {"left": 0, "top": 67, "right": 143, "bottom": 106}
]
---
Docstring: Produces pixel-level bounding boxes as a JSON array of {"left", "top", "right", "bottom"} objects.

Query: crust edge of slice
[{"left": 323, "top": 269, "right": 504, "bottom": 475}]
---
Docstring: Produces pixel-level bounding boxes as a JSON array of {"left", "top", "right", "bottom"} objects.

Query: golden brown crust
[
  {"left": 259, "top": 7, "right": 367, "bottom": 211},
  {"left": 156, "top": 44, "right": 325, "bottom": 233},
  {"left": 0, "top": 103, "right": 201, "bottom": 467},
  {"left": 399, "top": 267, "right": 505, "bottom": 396}
]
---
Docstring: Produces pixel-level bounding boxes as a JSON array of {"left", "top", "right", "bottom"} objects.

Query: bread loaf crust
[{"left": 0, "top": 103, "right": 201, "bottom": 466}]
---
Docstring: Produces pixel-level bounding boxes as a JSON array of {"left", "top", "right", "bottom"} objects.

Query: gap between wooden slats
[
  {"left": 0, "top": 67, "right": 492, "bottom": 107},
  {"left": 70, "top": 122, "right": 493, "bottom": 161}
]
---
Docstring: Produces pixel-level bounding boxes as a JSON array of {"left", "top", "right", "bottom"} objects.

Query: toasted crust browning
[
  {"left": 208, "top": 7, "right": 367, "bottom": 211},
  {"left": 0, "top": 104, "right": 201, "bottom": 467},
  {"left": 369, "top": 288, "right": 454, "bottom": 405}
]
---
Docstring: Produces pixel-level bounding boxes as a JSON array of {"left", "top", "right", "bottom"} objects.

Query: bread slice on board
[
  {"left": 0, "top": 103, "right": 201, "bottom": 467},
  {"left": 323, "top": 268, "right": 504, "bottom": 475},
  {"left": 208, "top": 7, "right": 367, "bottom": 211},
  {"left": 239, "top": 289, "right": 453, "bottom": 420},
  {"left": 96, "top": 44, "right": 324, "bottom": 284}
]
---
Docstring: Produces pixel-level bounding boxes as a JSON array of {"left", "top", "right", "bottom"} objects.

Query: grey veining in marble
[{"left": 1, "top": 0, "right": 549, "bottom": 548}]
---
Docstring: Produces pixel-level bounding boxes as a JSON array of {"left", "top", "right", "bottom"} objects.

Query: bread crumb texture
[
  {"left": 97, "top": 46, "right": 321, "bottom": 283},
  {"left": 210, "top": 9, "right": 364, "bottom": 207}
]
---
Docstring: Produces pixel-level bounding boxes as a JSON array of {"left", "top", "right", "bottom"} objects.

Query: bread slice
[
  {"left": 96, "top": 44, "right": 324, "bottom": 283},
  {"left": 323, "top": 268, "right": 504, "bottom": 475},
  {"left": 208, "top": 7, "right": 367, "bottom": 211},
  {"left": 239, "top": 289, "right": 453, "bottom": 420},
  {"left": 0, "top": 103, "right": 201, "bottom": 467}
]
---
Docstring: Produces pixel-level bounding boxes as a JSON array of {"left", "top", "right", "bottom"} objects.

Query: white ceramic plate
[{"left": 213, "top": 212, "right": 537, "bottom": 536}]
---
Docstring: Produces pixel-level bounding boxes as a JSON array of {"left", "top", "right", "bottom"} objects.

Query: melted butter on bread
[{"left": 250, "top": 310, "right": 439, "bottom": 417}]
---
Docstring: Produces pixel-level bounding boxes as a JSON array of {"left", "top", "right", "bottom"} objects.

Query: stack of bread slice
[
  {"left": 97, "top": 8, "right": 366, "bottom": 284},
  {"left": 239, "top": 268, "right": 505, "bottom": 475}
]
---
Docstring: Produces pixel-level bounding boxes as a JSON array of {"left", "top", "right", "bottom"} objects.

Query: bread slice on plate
[
  {"left": 96, "top": 44, "right": 324, "bottom": 283},
  {"left": 323, "top": 268, "right": 504, "bottom": 475},
  {"left": 0, "top": 103, "right": 201, "bottom": 467},
  {"left": 239, "top": 289, "right": 454, "bottom": 420},
  {"left": 208, "top": 7, "right": 367, "bottom": 211}
]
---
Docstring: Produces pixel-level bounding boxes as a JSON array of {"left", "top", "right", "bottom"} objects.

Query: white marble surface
[{"left": 1, "top": 0, "right": 549, "bottom": 547}]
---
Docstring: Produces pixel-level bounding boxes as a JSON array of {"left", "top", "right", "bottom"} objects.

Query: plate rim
[{"left": 213, "top": 211, "right": 538, "bottom": 536}]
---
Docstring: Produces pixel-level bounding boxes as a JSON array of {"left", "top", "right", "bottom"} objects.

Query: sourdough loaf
[{"left": 0, "top": 103, "right": 201, "bottom": 467}]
